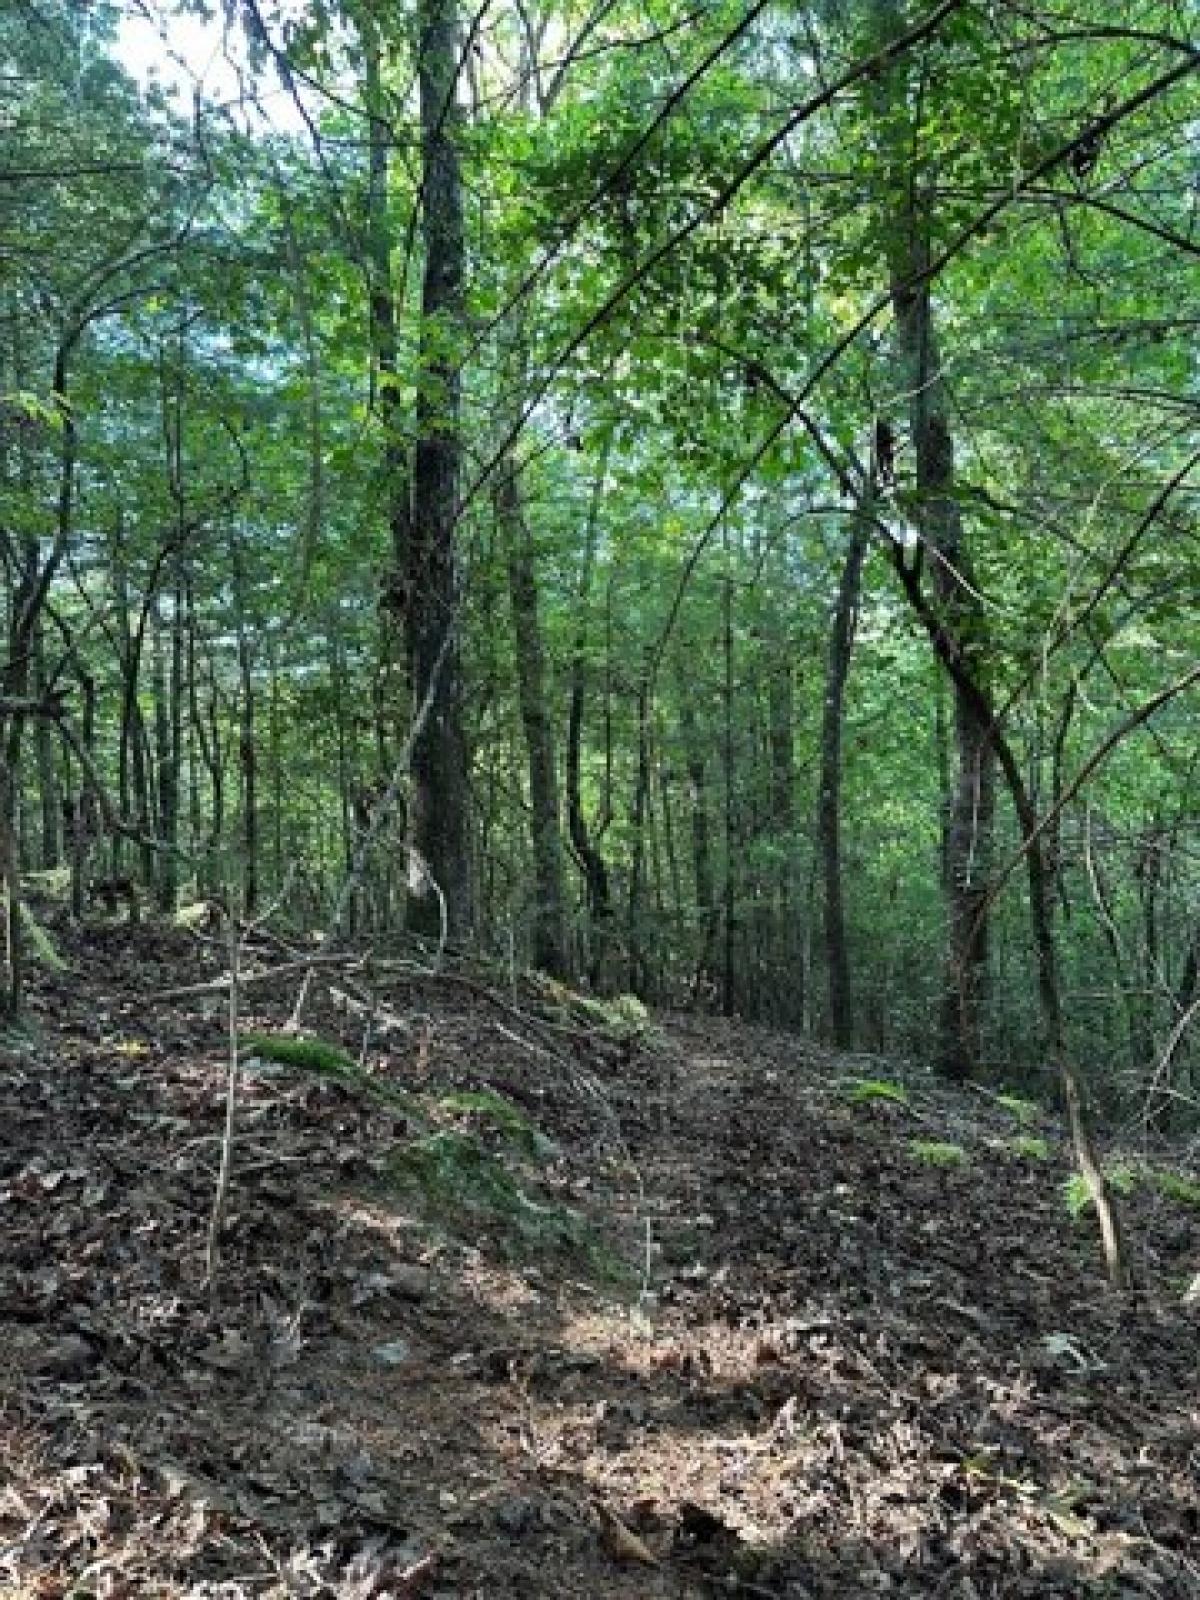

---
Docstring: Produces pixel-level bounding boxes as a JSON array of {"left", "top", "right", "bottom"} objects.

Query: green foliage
[
  {"left": 438, "top": 1088, "right": 557, "bottom": 1161},
  {"left": 572, "top": 990, "right": 653, "bottom": 1043},
  {"left": 19, "top": 904, "right": 66, "bottom": 972},
  {"left": 21, "top": 869, "right": 72, "bottom": 903},
  {"left": 1062, "top": 1165, "right": 1139, "bottom": 1221},
  {"left": 908, "top": 1139, "right": 969, "bottom": 1168},
  {"left": 842, "top": 1077, "right": 910, "bottom": 1108},
  {"left": 1150, "top": 1169, "right": 1200, "bottom": 1209},
  {"left": 1005, "top": 1135, "right": 1051, "bottom": 1162},
  {"left": 239, "top": 1031, "right": 357, "bottom": 1078},
  {"left": 389, "top": 1131, "right": 589, "bottom": 1258},
  {"left": 996, "top": 1094, "right": 1042, "bottom": 1129}
]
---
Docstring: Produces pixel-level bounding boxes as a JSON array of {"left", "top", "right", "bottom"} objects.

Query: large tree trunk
[
  {"left": 405, "top": 0, "right": 472, "bottom": 941},
  {"left": 818, "top": 518, "right": 870, "bottom": 1048},
  {"left": 496, "top": 461, "right": 570, "bottom": 977}
]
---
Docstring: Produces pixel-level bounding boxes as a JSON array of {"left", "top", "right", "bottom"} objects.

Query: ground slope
[{"left": 1, "top": 921, "right": 1197, "bottom": 1598}]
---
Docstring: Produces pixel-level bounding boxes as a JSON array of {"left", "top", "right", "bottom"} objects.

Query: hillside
[{"left": 1, "top": 920, "right": 1197, "bottom": 1598}]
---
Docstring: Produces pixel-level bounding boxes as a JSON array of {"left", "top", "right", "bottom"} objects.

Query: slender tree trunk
[
  {"left": 818, "top": 518, "right": 870, "bottom": 1048},
  {"left": 721, "top": 557, "right": 736, "bottom": 1017},
  {"left": 151, "top": 603, "right": 178, "bottom": 911},
  {"left": 237, "top": 633, "right": 257, "bottom": 913},
  {"left": 767, "top": 628, "right": 798, "bottom": 1021},
  {"left": 628, "top": 665, "right": 652, "bottom": 996},
  {"left": 406, "top": 0, "right": 472, "bottom": 940},
  {"left": 496, "top": 461, "right": 569, "bottom": 976},
  {"left": 31, "top": 626, "right": 58, "bottom": 868},
  {"left": 566, "top": 497, "right": 612, "bottom": 985},
  {"left": 678, "top": 686, "right": 718, "bottom": 1001},
  {"left": 892, "top": 551, "right": 1132, "bottom": 1289}
]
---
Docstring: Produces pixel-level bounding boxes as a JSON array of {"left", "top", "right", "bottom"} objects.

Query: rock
[
  {"left": 494, "top": 1495, "right": 540, "bottom": 1537},
  {"left": 391, "top": 1264, "right": 432, "bottom": 1302},
  {"left": 372, "top": 1338, "right": 413, "bottom": 1368}
]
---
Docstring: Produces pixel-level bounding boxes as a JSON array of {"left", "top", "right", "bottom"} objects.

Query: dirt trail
[{"left": 1, "top": 924, "right": 1198, "bottom": 1597}]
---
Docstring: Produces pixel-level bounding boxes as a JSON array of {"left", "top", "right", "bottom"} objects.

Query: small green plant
[
  {"left": 20, "top": 902, "right": 66, "bottom": 971},
  {"left": 240, "top": 1031, "right": 357, "bottom": 1078},
  {"left": 239, "top": 1030, "right": 424, "bottom": 1118},
  {"left": 995, "top": 1093, "right": 1041, "bottom": 1129},
  {"left": 1062, "top": 1163, "right": 1139, "bottom": 1219},
  {"left": 438, "top": 1088, "right": 557, "bottom": 1161},
  {"left": 841, "top": 1077, "right": 910, "bottom": 1108},
  {"left": 1151, "top": 1168, "right": 1200, "bottom": 1208},
  {"left": 908, "top": 1139, "right": 969, "bottom": 1167},
  {"left": 389, "top": 1131, "right": 586, "bottom": 1255},
  {"left": 574, "top": 989, "right": 654, "bottom": 1043},
  {"left": 1007, "top": 1135, "right": 1051, "bottom": 1162}
]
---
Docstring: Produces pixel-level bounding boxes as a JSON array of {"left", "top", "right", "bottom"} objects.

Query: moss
[
  {"left": 239, "top": 1030, "right": 424, "bottom": 1118},
  {"left": 907, "top": 1139, "right": 969, "bottom": 1167},
  {"left": 240, "top": 1030, "right": 357, "bottom": 1078},
  {"left": 388, "top": 1130, "right": 588, "bottom": 1257},
  {"left": 438, "top": 1088, "right": 558, "bottom": 1161}
]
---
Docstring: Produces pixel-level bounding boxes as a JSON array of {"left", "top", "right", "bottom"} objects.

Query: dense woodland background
[{"left": 1, "top": 0, "right": 1197, "bottom": 1120}]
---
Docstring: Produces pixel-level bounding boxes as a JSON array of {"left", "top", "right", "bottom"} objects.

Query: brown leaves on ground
[{"left": 0, "top": 920, "right": 1198, "bottom": 1596}]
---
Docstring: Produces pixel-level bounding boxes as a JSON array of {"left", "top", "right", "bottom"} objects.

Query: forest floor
[{"left": 1, "top": 915, "right": 1199, "bottom": 1599}]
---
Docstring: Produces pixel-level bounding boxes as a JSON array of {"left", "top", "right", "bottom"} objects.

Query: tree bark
[
  {"left": 406, "top": 0, "right": 473, "bottom": 941},
  {"left": 496, "top": 460, "right": 570, "bottom": 977},
  {"left": 891, "top": 549, "right": 1133, "bottom": 1290},
  {"left": 871, "top": 0, "right": 995, "bottom": 1079},
  {"left": 818, "top": 517, "right": 870, "bottom": 1048}
]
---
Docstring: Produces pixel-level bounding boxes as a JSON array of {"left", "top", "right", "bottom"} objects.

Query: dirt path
[{"left": 1, "top": 926, "right": 1198, "bottom": 1597}]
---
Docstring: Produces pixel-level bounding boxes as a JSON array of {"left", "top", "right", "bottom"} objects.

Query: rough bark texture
[{"left": 406, "top": 0, "right": 472, "bottom": 941}]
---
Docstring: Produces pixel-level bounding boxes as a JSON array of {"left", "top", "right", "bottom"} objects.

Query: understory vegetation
[{"left": 1, "top": 4, "right": 1199, "bottom": 1588}]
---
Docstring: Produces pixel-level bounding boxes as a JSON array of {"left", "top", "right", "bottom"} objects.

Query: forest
[{"left": 1, "top": 0, "right": 1198, "bottom": 1595}]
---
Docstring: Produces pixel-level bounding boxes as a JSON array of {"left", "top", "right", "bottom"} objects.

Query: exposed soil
[{"left": 2, "top": 918, "right": 1198, "bottom": 1598}]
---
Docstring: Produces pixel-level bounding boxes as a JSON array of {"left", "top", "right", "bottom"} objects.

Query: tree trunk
[
  {"left": 31, "top": 625, "right": 59, "bottom": 868},
  {"left": 406, "top": 0, "right": 472, "bottom": 941},
  {"left": 892, "top": 550, "right": 1133, "bottom": 1290},
  {"left": 565, "top": 494, "right": 612, "bottom": 985},
  {"left": 496, "top": 460, "right": 570, "bottom": 977},
  {"left": 678, "top": 686, "right": 718, "bottom": 1001},
  {"left": 721, "top": 558, "right": 736, "bottom": 1018},
  {"left": 870, "top": 0, "right": 995, "bottom": 1080},
  {"left": 151, "top": 602, "right": 179, "bottom": 911},
  {"left": 627, "top": 664, "right": 652, "bottom": 996},
  {"left": 818, "top": 518, "right": 870, "bottom": 1048}
]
